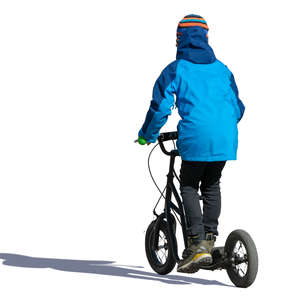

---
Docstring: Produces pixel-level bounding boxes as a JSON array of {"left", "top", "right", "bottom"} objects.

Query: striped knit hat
[
  {"left": 178, "top": 14, "right": 208, "bottom": 29},
  {"left": 176, "top": 14, "right": 209, "bottom": 46}
]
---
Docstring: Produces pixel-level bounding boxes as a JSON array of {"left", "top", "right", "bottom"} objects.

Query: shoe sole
[{"left": 177, "top": 253, "right": 213, "bottom": 273}]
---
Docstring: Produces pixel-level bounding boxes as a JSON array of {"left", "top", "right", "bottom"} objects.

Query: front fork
[{"left": 153, "top": 152, "right": 189, "bottom": 262}]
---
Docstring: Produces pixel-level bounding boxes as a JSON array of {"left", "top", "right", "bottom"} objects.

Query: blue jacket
[{"left": 138, "top": 26, "right": 245, "bottom": 161}]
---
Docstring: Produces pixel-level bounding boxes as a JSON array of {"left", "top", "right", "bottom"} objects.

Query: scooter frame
[{"left": 151, "top": 131, "right": 232, "bottom": 270}]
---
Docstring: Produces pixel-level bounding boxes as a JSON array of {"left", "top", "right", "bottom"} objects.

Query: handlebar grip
[{"left": 138, "top": 137, "right": 147, "bottom": 145}]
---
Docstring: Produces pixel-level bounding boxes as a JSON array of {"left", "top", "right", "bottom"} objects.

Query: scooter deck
[{"left": 199, "top": 246, "right": 228, "bottom": 270}]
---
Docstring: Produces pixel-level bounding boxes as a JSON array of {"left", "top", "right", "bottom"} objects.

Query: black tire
[
  {"left": 145, "top": 219, "right": 176, "bottom": 275},
  {"left": 225, "top": 229, "right": 258, "bottom": 288}
]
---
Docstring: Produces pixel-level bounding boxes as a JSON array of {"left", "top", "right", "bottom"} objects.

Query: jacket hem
[{"left": 179, "top": 155, "right": 236, "bottom": 162}]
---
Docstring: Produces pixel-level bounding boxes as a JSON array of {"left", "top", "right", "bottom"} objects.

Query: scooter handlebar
[
  {"left": 157, "top": 131, "right": 179, "bottom": 156},
  {"left": 158, "top": 131, "right": 178, "bottom": 142}
]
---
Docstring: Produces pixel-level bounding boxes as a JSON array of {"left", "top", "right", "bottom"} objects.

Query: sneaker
[{"left": 177, "top": 232, "right": 216, "bottom": 273}]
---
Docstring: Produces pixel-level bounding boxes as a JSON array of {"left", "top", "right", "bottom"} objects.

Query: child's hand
[{"left": 134, "top": 137, "right": 151, "bottom": 145}]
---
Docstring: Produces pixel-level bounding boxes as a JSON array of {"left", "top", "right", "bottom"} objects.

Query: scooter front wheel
[
  {"left": 225, "top": 229, "right": 258, "bottom": 288},
  {"left": 145, "top": 219, "right": 176, "bottom": 275}
]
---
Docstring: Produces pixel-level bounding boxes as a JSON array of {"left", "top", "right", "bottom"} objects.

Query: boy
[{"left": 135, "top": 15, "right": 245, "bottom": 273}]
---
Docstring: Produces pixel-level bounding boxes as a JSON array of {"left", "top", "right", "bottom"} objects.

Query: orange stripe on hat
[{"left": 178, "top": 22, "right": 209, "bottom": 30}]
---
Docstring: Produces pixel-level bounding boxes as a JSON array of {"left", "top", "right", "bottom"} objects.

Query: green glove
[{"left": 138, "top": 137, "right": 147, "bottom": 145}]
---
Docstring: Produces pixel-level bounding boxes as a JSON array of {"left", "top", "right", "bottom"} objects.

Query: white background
[{"left": 1, "top": 0, "right": 299, "bottom": 298}]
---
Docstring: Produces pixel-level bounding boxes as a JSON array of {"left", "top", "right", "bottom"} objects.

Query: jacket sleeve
[
  {"left": 138, "top": 61, "right": 177, "bottom": 143},
  {"left": 230, "top": 73, "right": 245, "bottom": 123}
]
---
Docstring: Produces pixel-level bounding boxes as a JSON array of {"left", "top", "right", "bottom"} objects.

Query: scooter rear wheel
[
  {"left": 225, "top": 229, "right": 258, "bottom": 288},
  {"left": 145, "top": 220, "right": 176, "bottom": 275}
]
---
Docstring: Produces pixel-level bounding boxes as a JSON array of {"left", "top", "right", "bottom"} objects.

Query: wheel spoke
[
  {"left": 153, "top": 230, "right": 169, "bottom": 265},
  {"left": 162, "top": 250, "right": 167, "bottom": 260},
  {"left": 155, "top": 251, "right": 161, "bottom": 263},
  {"left": 231, "top": 240, "right": 249, "bottom": 278},
  {"left": 238, "top": 241, "right": 242, "bottom": 251},
  {"left": 240, "top": 266, "right": 245, "bottom": 275},
  {"left": 156, "top": 250, "right": 163, "bottom": 264},
  {"left": 159, "top": 234, "right": 164, "bottom": 244},
  {"left": 242, "top": 262, "right": 248, "bottom": 274},
  {"left": 156, "top": 248, "right": 167, "bottom": 264}
]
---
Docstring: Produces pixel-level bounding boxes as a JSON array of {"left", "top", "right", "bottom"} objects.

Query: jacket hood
[{"left": 176, "top": 17, "right": 216, "bottom": 64}]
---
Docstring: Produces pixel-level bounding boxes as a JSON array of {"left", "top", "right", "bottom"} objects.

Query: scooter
[{"left": 143, "top": 131, "right": 258, "bottom": 288}]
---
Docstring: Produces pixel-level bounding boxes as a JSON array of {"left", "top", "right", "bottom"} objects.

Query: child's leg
[
  {"left": 200, "top": 161, "right": 226, "bottom": 237},
  {"left": 179, "top": 160, "right": 206, "bottom": 240}
]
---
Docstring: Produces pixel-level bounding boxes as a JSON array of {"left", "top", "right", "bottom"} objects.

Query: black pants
[{"left": 179, "top": 160, "right": 226, "bottom": 239}]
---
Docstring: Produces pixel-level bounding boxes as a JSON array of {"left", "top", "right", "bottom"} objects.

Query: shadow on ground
[{"left": 0, "top": 253, "right": 232, "bottom": 286}]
